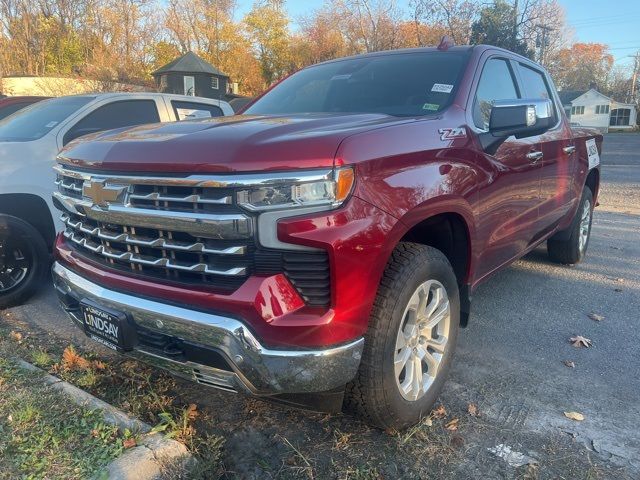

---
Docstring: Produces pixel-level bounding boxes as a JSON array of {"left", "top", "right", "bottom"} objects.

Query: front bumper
[{"left": 52, "top": 262, "right": 364, "bottom": 396}]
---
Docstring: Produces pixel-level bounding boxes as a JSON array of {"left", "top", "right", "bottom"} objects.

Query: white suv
[{"left": 0, "top": 92, "right": 234, "bottom": 307}]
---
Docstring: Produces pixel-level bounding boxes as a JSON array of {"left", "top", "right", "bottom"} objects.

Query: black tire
[
  {"left": 343, "top": 242, "right": 460, "bottom": 429},
  {"left": 547, "top": 187, "right": 593, "bottom": 265},
  {"left": 0, "top": 214, "right": 49, "bottom": 309}
]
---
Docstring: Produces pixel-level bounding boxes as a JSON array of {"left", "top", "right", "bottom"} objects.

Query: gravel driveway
[{"left": 4, "top": 133, "right": 639, "bottom": 479}]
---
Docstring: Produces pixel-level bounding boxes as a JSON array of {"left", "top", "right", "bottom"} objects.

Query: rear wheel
[
  {"left": 344, "top": 243, "right": 460, "bottom": 429},
  {"left": 547, "top": 188, "right": 593, "bottom": 265},
  {"left": 0, "top": 215, "right": 49, "bottom": 308}
]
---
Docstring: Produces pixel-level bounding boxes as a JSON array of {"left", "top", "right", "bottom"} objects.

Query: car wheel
[
  {"left": 343, "top": 242, "right": 460, "bottom": 429},
  {"left": 547, "top": 187, "right": 593, "bottom": 265},
  {"left": 0, "top": 214, "right": 49, "bottom": 309}
]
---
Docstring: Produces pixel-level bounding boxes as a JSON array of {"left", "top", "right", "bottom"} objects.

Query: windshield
[
  {"left": 0, "top": 96, "right": 94, "bottom": 142},
  {"left": 245, "top": 52, "right": 467, "bottom": 117}
]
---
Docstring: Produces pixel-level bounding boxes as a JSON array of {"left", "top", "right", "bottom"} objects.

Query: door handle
[
  {"left": 563, "top": 145, "right": 576, "bottom": 155},
  {"left": 526, "top": 151, "right": 544, "bottom": 162}
]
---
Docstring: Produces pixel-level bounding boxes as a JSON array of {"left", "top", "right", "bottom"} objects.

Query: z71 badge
[{"left": 439, "top": 127, "right": 467, "bottom": 141}]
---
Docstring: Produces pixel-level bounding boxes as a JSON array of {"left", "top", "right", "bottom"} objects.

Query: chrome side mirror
[{"left": 489, "top": 98, "right": 554, "bottom": 138}]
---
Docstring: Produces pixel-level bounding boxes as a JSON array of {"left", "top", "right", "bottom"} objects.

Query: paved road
[
  {"left": 450, "top": 133, "right": 640, "bottom": 474},
  {"left": 4, "top": 133, "right": 640, "bottom": 478}
]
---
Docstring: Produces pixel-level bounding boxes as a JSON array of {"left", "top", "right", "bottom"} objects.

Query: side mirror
[
  {"left": 490, "top": 98, "right": 554, "bottom": 138},
  {"left": 481, "top": 98, "right": 554, "bottom": 154}
]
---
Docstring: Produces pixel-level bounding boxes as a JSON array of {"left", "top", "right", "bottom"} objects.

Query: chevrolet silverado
[{"left": 51, "top": 43, "right": 602, "bottom": 428}]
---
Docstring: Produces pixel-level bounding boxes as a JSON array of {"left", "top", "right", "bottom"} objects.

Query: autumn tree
[
  {"left": 549, "top": 43, "right": 614, "bottom": 91},
  {"left": 328, "top": 0, "right": 402, "bottom": 54},
  {"left": 410, "top": 0, "right": 480, "bottom": 45},
  {"left": 291, "top": 7, "right": 347, "bottom": 68},
  {"left": 244, "top": 0, "right": 291, "bottom": 86}
]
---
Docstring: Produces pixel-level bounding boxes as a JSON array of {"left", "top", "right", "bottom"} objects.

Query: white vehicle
[{"left": 0, "top": 92, "right": 234, "bottom": 307}]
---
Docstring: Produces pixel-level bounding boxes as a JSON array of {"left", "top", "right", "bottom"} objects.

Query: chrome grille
[
  {"left": 54, "top": 165, "right": 332, "bottom": 305},
  {"left": 54, "top": 166, "right": 253, "bottom": 289}
]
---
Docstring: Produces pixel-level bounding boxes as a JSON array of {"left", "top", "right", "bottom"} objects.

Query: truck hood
[{"left": 59, "top": 114, "right": 413, "bottom": 173}]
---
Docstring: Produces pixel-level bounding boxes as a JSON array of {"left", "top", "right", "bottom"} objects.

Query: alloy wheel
[
  {"left": 0, "top": 239, "right": 30, "bottom": 293},
  {"left": 578, "top": 198, "right": 591, "bottom": 253},
  {"left": 394, "top": 280, "right": 451, "bottom": 401}
]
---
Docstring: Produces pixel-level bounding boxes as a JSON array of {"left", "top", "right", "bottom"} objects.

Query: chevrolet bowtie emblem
[{"left": 83, "top": 180, "right": 126, "bottom": 208}]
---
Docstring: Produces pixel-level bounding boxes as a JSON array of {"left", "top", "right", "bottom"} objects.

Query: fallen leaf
[
  {"left": 564, "top": 411, "right": 585, "bottom": 421},
  {"left": 569, "top": 335, "right": 592, "bottom": 348},
  {"left": 62, "top": 346, "right": 91, "bottom": 371},
  {"left": 122, "top": 438, "right": 137, "bottom": 449},
  {"left": 445, "top": 418, "right": 459, "bottom": 431},
  {"left": 431, "top": 405, "right": 447, "bottom": 419},
  {"left": 587, "top": 313, "right": 605, "bottom": 322},
  {"left": 467, "top": 403, "right": 480, "bottom": 417},
  {"left": 91, "top": 429, "right": 100, "bottom": 438},
  {"left": 93, "top": 360, "right": 107, "bottom": 370},
  {"left": 9, "top": 331, "right": 22, "bottom": 342},
  {"left": 563, "top": 360, "right": 576, "bottom": 368},
  {"left": 185, "top": 403, "right": 198, "bottom": 421},
  {"left": 422, "top": 417, "right": 433, "bottom": 427}
]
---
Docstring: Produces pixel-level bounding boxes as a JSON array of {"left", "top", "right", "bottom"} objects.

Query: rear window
[
  {"left": 245, "top": 52, "right": 468, "bottom": 117},
  {"left": 0, "top": 96, "right": 94, "bottom": 142},
  {"left": 0, "top": 102, "right": 33, "bottom": 121}
]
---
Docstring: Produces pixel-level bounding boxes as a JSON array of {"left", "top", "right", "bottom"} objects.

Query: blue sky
[{"left": 235, "top": 0, "right": 640, "bottom": 68}]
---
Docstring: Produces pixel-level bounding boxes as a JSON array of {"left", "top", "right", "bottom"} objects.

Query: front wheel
[
  {"left": 0, "top": 215, "right": 49, "bottom": 309},
  {"left": 343, "top": 243, "right": 460, "bottom": 429},
  {"left": 547, "top": 187, "right": 593, "bottom": 265}
]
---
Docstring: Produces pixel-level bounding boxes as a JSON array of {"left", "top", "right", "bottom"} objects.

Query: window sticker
[
  {"left": 586, "top": 138, "right": 599, "bottom": 169},
  {"left": 176, "top": 108, "right": 212, "bottom": 121},
  {"left": 422, "top": 103, "right": 439, "bottom": 111},
  {"left": 331, "top": 74, "right": 352, "bottom": 81},
  {"left": 45, "top": 121, "right": 58, "bottom": 128},
  {"left": 431, "top": 83, "right": 454, "bottom": 93}
]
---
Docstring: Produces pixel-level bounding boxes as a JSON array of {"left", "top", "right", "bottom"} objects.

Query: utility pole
[
  {"left": 535, "top": 24, "right": 554, "bottom": 66},
  {"left": 630, "top": 51, "right": 640, "bottom": 102}
]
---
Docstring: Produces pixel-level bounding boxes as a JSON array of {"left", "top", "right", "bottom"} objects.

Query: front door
[
  {"left": 184, "top": 76, "right": 195, "bottom": 96},
  {"left": 471, "top": 57, "right": 542, "bottom": 281}
]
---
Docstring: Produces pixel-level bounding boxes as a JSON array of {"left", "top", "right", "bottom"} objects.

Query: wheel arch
[
  {"left": 398, "top": 209, "right": 474, "bottom": 326},
  {"left": 0, "top": 194, "right": 55, "bottom": 251},
  {"left": 585, "top": 168, "right": 600, "bottom": 202}
]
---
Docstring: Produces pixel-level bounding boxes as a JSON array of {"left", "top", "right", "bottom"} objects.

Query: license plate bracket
[{"left": 80, "top": 299, "right": 138, "bottom": 352}]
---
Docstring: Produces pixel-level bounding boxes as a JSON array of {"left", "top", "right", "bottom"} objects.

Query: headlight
[{"left": 237, "top": 167, "right": 354, "bottom": 211}]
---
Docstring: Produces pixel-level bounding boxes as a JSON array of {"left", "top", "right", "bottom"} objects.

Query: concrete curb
[{"left": 14, "top": 358, "right": 194, "bottom": 480}]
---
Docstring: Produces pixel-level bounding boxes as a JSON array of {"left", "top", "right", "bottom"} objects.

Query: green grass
[{"left": 0, "top": 357, "right": 127, "bottom": 480}]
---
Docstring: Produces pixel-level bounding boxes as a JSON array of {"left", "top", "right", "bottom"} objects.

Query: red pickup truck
[{"left": 51, "top": 44, "right": 602, "bottom": 428}]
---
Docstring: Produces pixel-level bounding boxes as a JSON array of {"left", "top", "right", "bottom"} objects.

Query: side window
[
  {"left": 473, "top": 58, "right": 520, "bottom": 130},
  {"left": 171, "top": 101, "right": 224, "bottom": 121},
  {"left": 518, "top": 64, "right": 557, "bottom": 122},
  {"left": 63, "top": 100, "right": 160, "bottom": 145}
]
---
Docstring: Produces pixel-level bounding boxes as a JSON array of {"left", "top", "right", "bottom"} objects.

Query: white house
[{"left": 560, "top": 88, "right": 637, "bottom": 133}]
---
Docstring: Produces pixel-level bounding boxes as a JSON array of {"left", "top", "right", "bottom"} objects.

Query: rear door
[
  {"left": 168, "top": 100, "right": 225, "bottom": 121},
  {"left": 515, "top": 62, "right": 575, "bottom": 229},
  {"left": 471, "top": 56, "right": 543, "bottom": 279}
]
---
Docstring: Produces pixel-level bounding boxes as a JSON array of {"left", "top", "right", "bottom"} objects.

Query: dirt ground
[{"left": 2, "top": 133, "right": 639, "bottom": 479}]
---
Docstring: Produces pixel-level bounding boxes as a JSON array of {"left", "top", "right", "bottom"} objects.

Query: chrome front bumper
[{"left": 52, "top": 262, "right": 363, "bottom": 396}]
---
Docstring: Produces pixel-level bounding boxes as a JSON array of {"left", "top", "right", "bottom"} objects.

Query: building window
[
  {"left": 571, "top": 106, "right": 585, "bottom": 115},
  {"left": 610, "top": 108, "right": 631, "bottom": 126},
  {"left": 159, "top": 75, "right": 167, "bottom": 90},
  {"left": 211, "top": 77, "right": 219, "bottom": 90},
  {"left": 183, "top": 75, "right": 195, "bottom": 96},
  {"left": 595, "top": 104, "right": 610, "bottom": 114}
]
